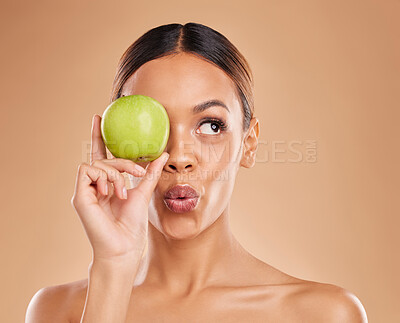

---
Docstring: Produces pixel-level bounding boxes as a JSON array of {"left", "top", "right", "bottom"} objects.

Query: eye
[{"left": 195, "top": 118, "right": 227, "bottom": 135}]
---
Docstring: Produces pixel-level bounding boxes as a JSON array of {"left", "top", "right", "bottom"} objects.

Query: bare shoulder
[
  {"left": 281, "top": 279, "right": 368, "bottom": 322},
  {"left": 25, "top": 279, "right": 88, "bottom": 323},
  {"left": 244, "top": 257, "right": 367, "bottom": 322}
]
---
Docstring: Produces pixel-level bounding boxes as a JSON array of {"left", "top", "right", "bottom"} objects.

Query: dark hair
[{"left": 110, "top": 22, "right": 254, "bottom": 132}]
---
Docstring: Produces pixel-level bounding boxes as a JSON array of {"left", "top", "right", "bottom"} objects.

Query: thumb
[{"left": 135, "top": 152, "right": 169, "bottom": 203}]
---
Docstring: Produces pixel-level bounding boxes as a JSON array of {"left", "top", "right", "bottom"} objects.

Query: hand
[{"left": 71, "top": 114, "right": 169, "bottom": 264}]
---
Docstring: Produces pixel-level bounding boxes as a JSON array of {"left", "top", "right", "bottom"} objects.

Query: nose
[{"left": 164, "top": 130, "right": 197, "bottom": 174}]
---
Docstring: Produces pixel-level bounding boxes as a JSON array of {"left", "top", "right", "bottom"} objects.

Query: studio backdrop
[{"left": 0, "top": 0, "right": 398, "bottom": 322}]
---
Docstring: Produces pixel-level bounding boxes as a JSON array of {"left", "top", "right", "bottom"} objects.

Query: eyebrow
[{"left": 193, "top": 99, "right": 230, "bottom": 114}]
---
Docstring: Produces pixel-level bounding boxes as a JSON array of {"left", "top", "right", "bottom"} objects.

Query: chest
[
  {"left": 123, "top": 286, "right": 282, "bottom": 323},
  {"left": 69, "top": 285, "right": 289, "bottom": 323}
]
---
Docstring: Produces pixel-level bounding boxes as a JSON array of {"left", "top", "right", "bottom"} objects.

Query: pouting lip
[{"left": 163, "top": 184, "right": 199, "bottom": 199}]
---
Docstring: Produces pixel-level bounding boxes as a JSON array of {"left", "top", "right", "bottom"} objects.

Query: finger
[
  {"left": 100, "top": 158, "right": 146, "bottom": 177},
  {"left": 135, "top": 152, "right": 169, "bottom": 204},
  {"left": 91, "top": 114, "right": 107, "bottom": 163},
  {"left": 87, "top": 167, "right": 109, "bottom": 196},
  {"left": 90, "top": 160, "right": 129, "bottom": 200},
  {"left": 72, "top": 164, "right": 114, "bottom": 241},
  {"left": 75, "top": 163, "right": 109, "bottom": 200}
]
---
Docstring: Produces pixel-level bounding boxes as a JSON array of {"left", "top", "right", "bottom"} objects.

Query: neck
[{"left": 133, "top": 206, "right": 248, "bottom": 296}]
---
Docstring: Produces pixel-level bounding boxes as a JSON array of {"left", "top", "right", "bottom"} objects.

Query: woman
[{"left": 26, "top": 22, "right": 367, "bottom": 322}]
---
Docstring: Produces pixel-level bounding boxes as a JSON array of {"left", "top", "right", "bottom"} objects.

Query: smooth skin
[{"left": 26, "top": 52, "right": 368, "bottom": 322}]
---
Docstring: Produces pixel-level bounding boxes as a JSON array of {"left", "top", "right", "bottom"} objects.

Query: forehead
[{"left": 121, "top": 53, "right": 241, "bottom": 114}]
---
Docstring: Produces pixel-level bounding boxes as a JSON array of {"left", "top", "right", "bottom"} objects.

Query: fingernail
[
  {"left": 105, "top": 184, "right": 108, "bottom": 195},
  {"left": 122, "top": 186, "right": 127, "bottom": 199}
]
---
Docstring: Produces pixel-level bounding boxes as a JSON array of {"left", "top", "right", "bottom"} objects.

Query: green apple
[{"left": 100, "top": 94, "right": 170, "bottom": 162}]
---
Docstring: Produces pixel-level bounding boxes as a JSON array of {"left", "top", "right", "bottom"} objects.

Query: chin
[
  {"left": 149, "top": 194, "right": 204, "bottom": 240},
  {"left": 160, "top": 214, "right": 202, "bottom": 240}
]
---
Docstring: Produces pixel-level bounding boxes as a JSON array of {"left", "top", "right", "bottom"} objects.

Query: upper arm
[
  {"left": 287, "top": 282, "right": 368, "bottom": 323},
  {"left": 25, "top": 286, "right": 70, "bottom": 323},
  {"left": 327, "top": 288, "right": 368, "bottom": 323}
]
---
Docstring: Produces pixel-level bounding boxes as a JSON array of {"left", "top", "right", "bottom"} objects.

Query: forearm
[{"left": 80, "top": 258, "right": 140, "bottom": 323}]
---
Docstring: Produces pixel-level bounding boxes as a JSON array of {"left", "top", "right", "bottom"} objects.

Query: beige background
[{"left": 1, "top": 0, "right": 399, "bottom": 322}]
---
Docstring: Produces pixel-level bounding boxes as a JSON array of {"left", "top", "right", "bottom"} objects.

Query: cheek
[
  {"left": 199, "top": 143, "right": 238, "bottom": 219},
  {"left": 196, "top": 136, "right": 240, "bottom": 202},
  {"left": 197, "top": 135, "right": 240, "bottom": 171}
]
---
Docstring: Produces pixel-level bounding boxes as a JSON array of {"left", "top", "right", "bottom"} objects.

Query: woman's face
[{"left": 120, "top": 52, "right": 256, "bottom": 239}]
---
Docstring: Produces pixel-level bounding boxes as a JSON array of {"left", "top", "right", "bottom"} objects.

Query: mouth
[{"left": 163, "top": 184, "right": 200, "bottom": 213}]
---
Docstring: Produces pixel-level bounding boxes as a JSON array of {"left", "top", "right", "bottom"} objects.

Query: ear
[{"left": 240, "top": 117, "right": 260, "bottom": 168}]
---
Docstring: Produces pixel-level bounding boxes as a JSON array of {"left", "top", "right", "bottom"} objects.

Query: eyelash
[{"left": 196, "top": 118, "right": 228, "bottom": 134}]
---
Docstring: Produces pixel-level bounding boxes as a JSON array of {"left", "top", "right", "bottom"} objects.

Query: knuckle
[
  {"left": 78, "top": 163, "right": 88, "bottom": 173},
  {"left": 110, "top": 171, "right": 124, "bottom": 185},
  {"left": 99, "top": 170, "right": 107, "bottom": 181},
  {"left": 70, "top": 195, "right": 79, "bottom": 208},
  {"left": 108, "top": 169, "right": 120, "bottom": 182}
]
